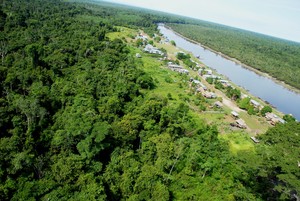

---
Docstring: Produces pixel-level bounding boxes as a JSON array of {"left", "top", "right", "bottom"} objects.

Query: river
[{"left": 158, "top": 24, "right": 300, "bottom": 120}]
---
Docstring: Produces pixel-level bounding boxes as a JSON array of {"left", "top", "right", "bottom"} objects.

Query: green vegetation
[
  {"left": 176, "top": 52, "right": 196, "bottom": 69},
  {"left": 225, "top": 86, "right": 241, "bottom": 101},
  {"left": 0, "top": 0, "right": 299, "bottom": 200},
  {"left": 283, "top": 114, "right": 297, "bottom": 123},
  {"left": 168, "top": 23, "right": 300, "bottom": 89},
  {"left": 260, "top": 105, "right": 272, "bottom": 116},
  {"left": 170, "top": 40, "right": 176, "bottom": 46},
  {"left": 257, "top": 122, "right": 300, "bottom": 200},
  {"left": 237, "top": 97, "right": 259, "bottom": 115}
]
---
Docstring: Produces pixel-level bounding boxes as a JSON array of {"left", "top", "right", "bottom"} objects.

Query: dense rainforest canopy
[{"left": 0, "top": 0, "right": 299, "bottom": 200}]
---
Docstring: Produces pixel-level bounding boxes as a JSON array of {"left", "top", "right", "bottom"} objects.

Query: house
[
  {"left": 241, "top": 93, "right": 249, "bottom": 99},
  {"left": 192, "top": 80, "right": 207, "bottom": 90},
  {"left": 143, "top": 44, "right": 163, "bottom": 55},
  {"left": 137, "top": 33, "right": 148, "bottom": 41},
  {"left": 168, "top": 64, "right": 183, "bottom": 70},
  {"left": 192, "top": 80, "right": 201, "bottom": 85},
  {"left": 250, "top": 136, "right": 260, "bottom": 143},
  {"left": 198, "top": 82, "right": 207, "bottom": 90},
  {"left": 250, "top": 99, "right": 261, "bottom": 108},
  {"left": 205, "top": 69, "right": 212, "bottom": 75},
  {"left": 203, "top": 74, "right": 218, "bottom": 79},
  {"left": 236, "top": 119, "right": 247, "bottom": 129},
  {"left": 167, "top": 63, "right": 189, "bottom": 74},
  {"left": 198, "top": 69, "right": 203, "bottom": 76},
  {"left": 203, "top": 91, "right": 216, "bottom": 99},
  {"left": 230, "top": 118, "right": 247, "bottom": 129},
  {"left": 231, "top": 111, "right": 239, "bottom": 119},
  {"left": 265, "top": 112, "right": 285, "bottom": 125},
  {"left": 196, "top": 88, "right": 203, "bottom": 93},
  {"left": 214, "top": 101, "right": 223, "bottom": 108},
  {"left": 178, "top": 69, "right": 189, "bottom": 75},
  {"left": 219, "top": 79, "right": 230, "bottom": 87},
  {"left": 265, "top": 112, "right": 276, "bottom": 120},
  {"left": 219, "top": 80, "right": 228, "bottom": 84},
  {"left": 197, "top": 63, "right": 206, "bottom": 68}
]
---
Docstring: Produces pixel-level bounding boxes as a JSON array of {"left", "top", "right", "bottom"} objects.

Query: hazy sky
[{"left": 105, "top": 0, "right": 300, "bottom": 42}]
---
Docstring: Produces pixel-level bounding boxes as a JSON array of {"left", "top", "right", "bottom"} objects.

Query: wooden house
[
  {"left": 214, "top": 101, "right": 223, "bottom": 108},
  {"left": 250, "top": 136, "right": 260, "bottom": 143},
  {"left": 236, "top": 119, "right": 247, "bottom": 129},
  {"left": 265, "top": 112, "right": 285, "bottom": 125},
  {"left": 250, "top": 99, "right": 261, "bottom": 108},
  {"left": 231, "top": 111, "right": 239, "bottom": 119}
]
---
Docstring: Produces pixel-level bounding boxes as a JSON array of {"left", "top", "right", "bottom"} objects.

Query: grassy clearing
[
  {"left": 106, "top": 26, "right": 137, "bottom": 41},
  {"left": 239, "top": 112, "right": 271, "bottom": 134},
  {"left": 221, "top": 132, "right": 255, "bottom": 155},
  {"left": 141, "top": 56, "right": 190, "bottom": 102}
]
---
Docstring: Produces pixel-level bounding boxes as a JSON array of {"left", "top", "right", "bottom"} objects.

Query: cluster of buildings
[
  {"left": 136, "top": 33, "right": 148, "bottom": 41},
  {"left": 241, "top": 96, "right": 285, "bottom": 125},
  {"left": 190, "top": 78, "right": 217, "bottom": 99},
  {"left": 230, "top": 111, "right": 247, "bottom": 129},
  {"left": 202, "top": 91, "right": 217, "bottom": 99},
  {"left": 265, "top": 112, "right": 285, "bottom": 125},
  {"left": 167, "top": 63, "right": 189, "bottom": 75},
  {"left": 136, "top": 33, "right": 165, "bottom": 56},
  {"left": 199, "top": 69, "right": 218, "bottom": 79},
  {"left": 198, "top": 68, "right": 232, "bottom": 88},
  {"left": 219, "top": 79, "right": 231, "bottom": 87},
  {"left": 143, "top": 44, "right": 164, "bottom": 55},
  {"left": 197, "top": 65, "right": 286, "bottom": 128}
]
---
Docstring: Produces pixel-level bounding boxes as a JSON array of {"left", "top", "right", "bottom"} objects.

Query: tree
[
  {"left": 226, "top": 86, "right": 241, "bottom": 100},
  {"left": 0, "top": 40, "right": 8, "bottom": 65},
  {"left": 25, "top": 43, "right": 43, "bottom": 68},
  {"left": 206, "top": 77, "right": 214, "bottom": 84},
  {"left": 0, "top": 9, "right": 7, "bottom": 31},
  {"left": 148, "top": 40, "right": 154, "bottom": 45},
  {"left": 247, "top": 105, "right": 258, "bottom": 115},
  {"left": 176, "top": 52, "right": 190, "bottom": 60},
  {"left": 257, "top": 122, "right": 300, "bottom": 200},
  {"left": 136, "top": 74, "right": 155, "bottom": 89},
  {"left": 170, "top": 40, "right": 176, "bottom": 46},
  {"left": 283, "top": 114, "right": 296, "bottom": 123},
  {"left": 154, "top": 36, "right": 161, "bottom": 42},
  {"left": 260, "top": 105, "right": 272, "bottom": 116},
  {"left": 136, "top": 38, "right": 143, "bottom": 47}
]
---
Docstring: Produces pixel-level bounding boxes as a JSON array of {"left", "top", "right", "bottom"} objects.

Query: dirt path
[
  {"left": 199, "top": 77, "right": 242, "bottom": 112},
  {"left": 215, "top": 91, "right": 242, "bottom": 112}
]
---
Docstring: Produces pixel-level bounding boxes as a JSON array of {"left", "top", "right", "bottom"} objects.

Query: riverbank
[{"left": 164, "top": 24, "right": 300, "bottom": 95}]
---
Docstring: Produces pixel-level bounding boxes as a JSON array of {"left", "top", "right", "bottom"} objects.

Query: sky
[{"left": 105, "top": 0, "right": 300, "bottom": 43}]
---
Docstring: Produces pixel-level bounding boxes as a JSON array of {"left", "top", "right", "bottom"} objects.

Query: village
[{"left": 132, "top": 30, "right": 288, "bottom": 142}]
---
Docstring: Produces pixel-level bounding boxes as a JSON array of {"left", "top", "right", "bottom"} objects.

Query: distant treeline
[
  {"left": 66, "top": 0, "right": 187, "bottom": 36},
  {"left": 168, "top": 23, "right": 300, "bottom": 89}
]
